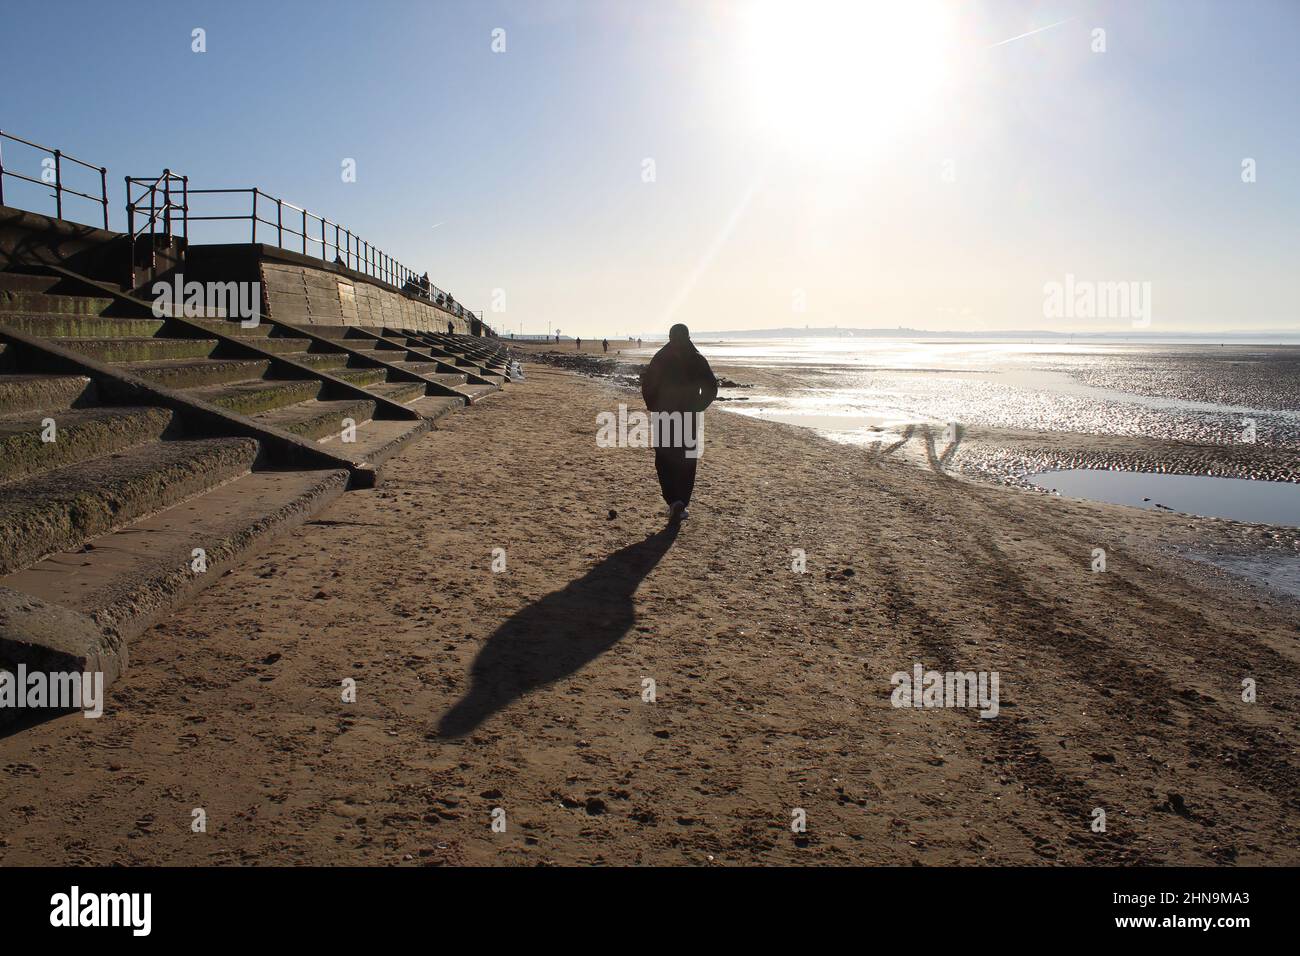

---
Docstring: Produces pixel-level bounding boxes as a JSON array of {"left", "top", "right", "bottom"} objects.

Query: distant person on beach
[
  {"left": 602, "top": 338, "right": 609, "bottom": 353},
  {"left": 576, "top": 337, "right": 582, "bottom": 349},
  {"left": 640, "top": 323, "right": 718, "bottom": 522}
]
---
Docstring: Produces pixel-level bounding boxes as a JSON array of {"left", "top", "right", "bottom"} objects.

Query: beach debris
[{"left": 1157, "top": 791, "right": 1192, "bottom": 817}]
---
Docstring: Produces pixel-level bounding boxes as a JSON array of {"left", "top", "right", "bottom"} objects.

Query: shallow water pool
[{"left": 1027, "top": 470, "right": 1300, "bottom": 527}]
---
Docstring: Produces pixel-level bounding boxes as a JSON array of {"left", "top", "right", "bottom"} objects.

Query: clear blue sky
[{"left": 1, "top": 0, "right": 1297, "bottom": 334}]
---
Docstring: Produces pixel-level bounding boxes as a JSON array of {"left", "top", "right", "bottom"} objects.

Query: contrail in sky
[{"left": 986, "top": 16, "right": 1076, "bottom": 48}]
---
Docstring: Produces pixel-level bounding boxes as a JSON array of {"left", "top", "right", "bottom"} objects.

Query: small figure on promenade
[
  {"left": 639, "top": 323, "right": 718, "bottom": 523},
  {"left": 602, "top": 338, "right": 609, "bottom": 353}
]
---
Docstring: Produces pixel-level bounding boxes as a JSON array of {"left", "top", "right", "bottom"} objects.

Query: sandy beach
[{"left": 2, "top": 359, "right": 1297, "bottom": 866}]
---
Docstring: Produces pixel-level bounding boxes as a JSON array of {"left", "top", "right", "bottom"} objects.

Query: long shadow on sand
[{"left": 436, "top": 524, "right": 679, "bottom": 737}]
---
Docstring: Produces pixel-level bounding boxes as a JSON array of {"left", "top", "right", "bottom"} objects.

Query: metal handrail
[
  {"left": 0, "top": 128, "right": 493, "bottom": 333},
  {"left": 126, "top": 169, "right": 188, "bottom": 242},
  {"left": 0, "top": 129, "right": 109, "bottom": 229},
  {"left": 184, "top": 186, "right": 481, "bottom": 321}
]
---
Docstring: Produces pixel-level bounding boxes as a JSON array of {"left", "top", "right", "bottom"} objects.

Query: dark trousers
[{"left": 654, "top": 444, "right": 698, "bottom": 507}]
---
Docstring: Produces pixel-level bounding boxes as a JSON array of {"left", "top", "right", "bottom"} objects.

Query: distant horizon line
[
  {"left": 521, "top": 326, "right": 1300, "bottom": 341},
  {"left": 688, "top": 326, "right": 1300, "bottom": 339}
]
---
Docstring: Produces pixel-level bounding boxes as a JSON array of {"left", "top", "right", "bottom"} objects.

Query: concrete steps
[
  {"left": 0, "top": 435, "right": 259, "bottom": 576},
  {"left": 455, "top": 383, "right": 500, "bottom": 403},
  {"left": 334, "top": 367, "right": 389, "bottom": 389},
  {"left": 0, "top": 405, "right": 176, "bottom": 484},
  {"left": 0, "top": 466, "right": 349, "bottom": 642},
  {"left": 346, "top": 343, "right": 410, "bottom": 356},
  {"left": 188, "top": 319, "right": 276, "bottom": 339},
  {"left": 247, "top": 335, "right": 316, "bottom": 354},
  {"left": 0, "top": 372, "right": 96, "bottom": 415},
  {"left": 368, "top": 380, "right": 426, "bottom": 404},
  {"left": 267, "top": 321, "right": 507, "bottom": 395},
  {"left": 0, "top": 271, "right": 515, "bottom": 683},
  {"left": 407, "top": 368, "right": 468, "bottom": 386},
  {"left": 290, "top": 325, "right": 364, "bottom": 342},
  {"left": 0, "top": 314, "right": 168, "bottom": 338},
  {"left": 392, "top": 348, "right": 480, "bottom": 369},
  {"left": 128, "top": 356, "right": 274, "bottom": 388},
  {"left": 0, "top": 291, "right": 115, "bottom": 316},
  {"left": 184, "top": 377, "right": 325, "bottom": 415},
  {"left": 406, "top": 395, "right": 463, "bottom": 421},
  {"left": 247, "top": 397, "right": 378, "bottom": 441},
  {"left": 54, "top": 336, "right": 220, "bottom": 363},
  {"left": 279, "top": 350, "right": 351, "bottom": 371},
  {"left": 315, "top": 417, "right": 428, "bottom": 467},
  {"left": 0, "top": 274, "right": 63, "bottom": 294},
  {"left": 425, "top": 333, "right": 510, "bottom": 364}
]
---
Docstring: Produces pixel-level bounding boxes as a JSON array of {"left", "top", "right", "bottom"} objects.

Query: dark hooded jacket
[{"left": 641, "top": 337, "right": 718, "bottom": 414}]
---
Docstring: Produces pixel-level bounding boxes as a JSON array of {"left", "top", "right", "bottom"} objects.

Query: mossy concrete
[
  {"left": 0, "top": 405, "right": 175, "bottom": 484},
  {"left": 131, "top": 356, "right": 273, "bottom": 389},
  {"left": 249, "top": 397, "right": 379, "bottom": 441},
  {"left": 0, "top": 436, "right": 259, "bottom": 575},
  {"left": 0, "top": 373, "right": 95, "bottom": 415},
  {"left": 189, "top": 377, "right": 325, "bottom": 416},
  {"left": 55, "top": 336, "right": 219, "bottom": 363},
  {"left": 0, "top": 291, "right": 113, "bottom": 315},
  {"left": 0, "top": 315, "right": 167, "bottom": 338}
]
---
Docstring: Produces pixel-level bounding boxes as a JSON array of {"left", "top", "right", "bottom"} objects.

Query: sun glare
[{"left": 736, "top": 0, "right": 957, "bottom": 154}]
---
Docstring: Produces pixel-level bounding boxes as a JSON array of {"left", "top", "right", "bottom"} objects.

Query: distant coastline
[
  {"left": 518, "top": 327, "right": 1300, "bottom": 344},
  {"left": 672, "top": 327, "right": 1300, "bottom": 343}
]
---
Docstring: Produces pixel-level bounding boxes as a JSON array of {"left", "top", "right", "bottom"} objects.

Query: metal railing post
[
  {"left": 100, "top": 167, "right": 109, "bottom": 230},
  {"left": 181, "top": 175, "right": 189, "bottom": 240},
  {"left": 251, "top": 189, "right": 258, "bottom": 243},
  {"left": 53, "top": 149, "right": 63, "bottom": 220},
  {"left": 162, "top": 168, "right": 172, "bottom": 239},
  {"left": 276, "top": 196, "right": 282, "bottom": 247},
  {"left": 301, "top": 208, "right": 307, "bottom": 253}
]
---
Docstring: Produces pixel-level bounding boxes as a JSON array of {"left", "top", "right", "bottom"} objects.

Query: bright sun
[{"left": 736, "top": 0, "right": 957, "bottom": 154}]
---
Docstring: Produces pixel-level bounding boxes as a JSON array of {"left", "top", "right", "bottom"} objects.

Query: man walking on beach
[{"left": 640, "top": 323, "right": 717, "bottom": 522}]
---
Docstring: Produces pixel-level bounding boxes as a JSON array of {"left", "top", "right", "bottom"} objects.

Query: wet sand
[{"left": 2, "top": 362, "right": 1298, "bottom": 865}]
